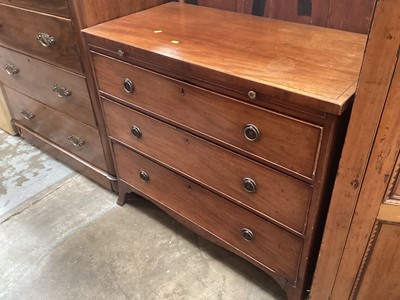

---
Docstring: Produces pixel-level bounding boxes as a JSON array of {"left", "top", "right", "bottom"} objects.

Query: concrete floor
[{"left": 0, "top": 130, "right": 286, "bottom": 300}]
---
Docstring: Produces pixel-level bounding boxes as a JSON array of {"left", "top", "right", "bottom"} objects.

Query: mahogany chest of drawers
[
  {"left": 0, "top": 0, "right": 168, "bottom": 189},
  {"left": 83, "top": 3, "right": 366, "bottom": 299}
]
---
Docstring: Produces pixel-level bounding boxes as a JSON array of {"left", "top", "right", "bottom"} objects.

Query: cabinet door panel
[{"left": 356, "top": 223, "right": 400, "bottom": 299}]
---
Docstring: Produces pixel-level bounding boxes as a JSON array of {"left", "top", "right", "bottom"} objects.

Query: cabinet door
[
  {"left": 356, "top": 223, "right": 400, "bottom": 299},
  {"left": 310, "top": 0, "right": 400, "bottom": 297}
]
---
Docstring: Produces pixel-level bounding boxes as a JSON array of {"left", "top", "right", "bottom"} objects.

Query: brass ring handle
[
  {"left": 248, "top": 90, "right": 257, "bottom": 100},
  {"left": 36, "top": 32, "right": 55, "bottom": 47},
  {"left": 20, "top": 110, "right": 35, "bottom": 120},
  {"left": 243, "top": 124, "right": 260, "bottom": 142},
  {"left": 67, "top": 135, "right": 85, "bottom": 147},
  {"left": 139, "top": 170, "right": 150, "bottom": 182},
  {"left": 242, "top": 177, "right": 257, "bottom": 193},
  {"left": 131, "top": 125, "right": 142, "bottom": 139},
  {"left": 52, "top": 83, "right": 72, "bottom": 98},
  {"left": 241, "top": 228, "right": 255, "bottom": 242},
  {"left": 5, "top": 64, "right": 19, "bottom": 75},
  {"left": 123, "top": 78, "right": 135, "bottom": 93}
]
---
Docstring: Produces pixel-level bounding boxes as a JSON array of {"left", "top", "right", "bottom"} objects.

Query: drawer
[
  {"left": 0, "top": 4, "right": 81, "bottom": 73},
  {"left": 0, "top": 47, "right": 96, "bottom": 127},
  {"left": 93, "top": 53, "right": 322, "bottom": 179},
  {"left": 0, "top": 0, "right": 69, "bottom": 17},
  {"left": 6, "top": 87, "right": 107, "bottom": 171},
  {"left": 113, "top": 142, "right": 303, "bottom": 283},
  {"left": 103, "top": 99, "right": 312, "bottom": 234}
]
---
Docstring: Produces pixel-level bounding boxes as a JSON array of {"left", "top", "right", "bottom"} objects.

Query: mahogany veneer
[
  {"left": 0, "top": 0, "right": 168, "bottom": 190},
  {"left": 84, "top": 3, "right": 366, "bottom": 299}
]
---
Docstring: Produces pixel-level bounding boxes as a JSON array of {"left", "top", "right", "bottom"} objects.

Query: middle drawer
[
  {"left": 0, "top": 47, "right": 96, "bottom": 127},
  {"left": 103, "top": 98, "right": 312, "bottom": 234}
]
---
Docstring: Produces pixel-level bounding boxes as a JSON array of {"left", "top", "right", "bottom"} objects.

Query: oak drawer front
[
  {"left": 93, "top": 53, "right": 322, "bottom": 179},
  {"left": 113, "top": 142, "right": 303, "bottom": 282},
  {"left": 0, "top": 0, "right": 69, "bottom": 17},
  {"left": 0, "top": 47, "right": 95, "bottom": 127},
  {"left": 104, "top": 99, "right": 311, "bottom": 233},
  {"left": 6, "top": 87, "right": 107, "bottom": 170},
  {"left": 0, "top": 4, "right": 81, "bottom": 73}
]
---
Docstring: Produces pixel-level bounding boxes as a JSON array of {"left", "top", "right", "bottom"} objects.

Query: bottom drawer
[
  {"left": 17, "top": 125, "right": 114, "bottom": 191},
  {"left": 5, "top": 86, "right": 107, "bottom": 171},
  {"left": 113, "top": 142, "right": 303, "bottom": 283}
]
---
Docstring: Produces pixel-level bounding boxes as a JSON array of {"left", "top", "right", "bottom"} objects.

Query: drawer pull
[
  {"left": 248, "top": 90, "right": 257, "bottom": 100},
  {"left": 36, "top": 32, "right": 56, "bottom": 48},
  {"left": 139, "top": 170, "right": 150, "bottom": 182},
  {"left": 241, "top": 228, "right": 255, "bottom": 242},
  {"left": 243, "top": 124, "right": 260, "bottom": 142},
  {"left": 5, "top": 64, "right": 19, "bottom": 75},
  {"left": 52, "top": 83, "right": 72, "bottom": 98},
  {"left": 67, "top": 135, "right": 85, "bottom": 147},
  {"left": 242, "top": 177, "right": 257, "bottom": 193},
  {"left": 131, "top": 125, "right": 142, "bottom": 139},
  {"left": 20, "top": 110, "right": 35, "bottom": 120},
  {"left": 123, "top": 78, "right": 135, "bottom": 93}
]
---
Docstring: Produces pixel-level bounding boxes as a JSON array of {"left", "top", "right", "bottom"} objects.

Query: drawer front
[
  {"left": 113, "top": 142, "right": 303, "bottom": 283},
  {"left": 0, "top": 47, "right": 96, "bottom": 127},
  {"left": 6, "top": 87, "right": 107, "bottom": 170},
  {"left": 93, "top": 53, "right": 322, "bottom": 179},
  {"left": 0, "top": 4, "right": 81, "bottom": 73},
  {"left": 0, "top": 0, "right": 69, "bottom": 17},
  {"left": 104, "top": 99, "right": 312, "bottom": 233}
]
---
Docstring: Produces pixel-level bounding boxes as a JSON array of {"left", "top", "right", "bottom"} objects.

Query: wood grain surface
[
  {"left": 113, "top": 141, "right": 303, "bottom": 283},
  {"left": 0, "top": 3, "right": 82, "bottom": 73},
  {"left": 72, "top": 0, "right": 169, "bottom": 28},
  {"left": 0, "top": 47, "right": 95, "bottom": 127},
  {"left": 0, "top": 84, "right": 17, "bottom": 135},
  {"left": 93, "top": 53, "right": 322, "bottom": 180},
  {"left": 310, "top": 0, "right": 400, "bottom": 297},
  {"left": 83, "top": 3, "right": 366, "bottom": 115},
  {"left": 6, "top": 87, "right": 107, "bottom": 171},
  {"left": 17, "top": 126, "right": 113, "bottom": 190},
  {"left": 0, "top": 0, "right": 69, "bottom": 17},
  {"left": 356, "top": 223, "right": 400, "bottom": 299},
  {"left": 331, "top": 58, "right": 400, "bottom": 300},
  {"left": 104, "top": 98, "right": 312, "bottom": 235},
  {"left": 180, "top": 0, "right": 374, "bottom": 34}
]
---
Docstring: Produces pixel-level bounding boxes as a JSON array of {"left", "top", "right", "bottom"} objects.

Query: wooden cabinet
[
  {"left": 0, "top": 84, "right": 17, "bottom": 135},
  {"left": 309, "top": 0, "right": 400, "bottom": 298},
  {"left": 0, "top": 0, "right": 168, "bottom": 189},
  {"left": 84, "top": 3, "right": 366, "bottom": 299}
]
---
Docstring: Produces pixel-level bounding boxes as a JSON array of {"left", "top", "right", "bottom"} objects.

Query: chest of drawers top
[{"left": 83, "top": 2, "right": 366, "bottom": 115}]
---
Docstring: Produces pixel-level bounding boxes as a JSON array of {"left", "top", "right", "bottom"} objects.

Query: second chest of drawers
[
  {"left": 0, "top": 0, "right": 169, "bottom": 189},
  {"left": 83, "top": 3, "right": 367, "bottom": 300}
]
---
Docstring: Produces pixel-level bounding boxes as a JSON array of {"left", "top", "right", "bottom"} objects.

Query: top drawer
[
  {"left": 93, "top": 53, "right": 322, "bottom": 179},
  {"left": 0, "top": 0, "right": 69, "bottom": 17},
  {"left": 0, "top": 4, "right": 81, "bottom": 74}
]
